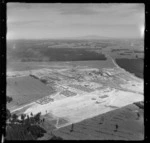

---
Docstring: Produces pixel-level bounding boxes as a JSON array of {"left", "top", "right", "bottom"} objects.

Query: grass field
[
  {"left": 7, "top": 76, "right": 55, "bottom": 110},
  {"left": 52, "top": 104, "right": 144, "bottom": 140},
  {"left": 7, "top": 59, "right": 115, "bottom": 72}
]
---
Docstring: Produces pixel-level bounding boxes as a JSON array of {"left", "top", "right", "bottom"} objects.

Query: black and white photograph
[{"left": 6, "top": 3, "right": 144, "bottom": 140}]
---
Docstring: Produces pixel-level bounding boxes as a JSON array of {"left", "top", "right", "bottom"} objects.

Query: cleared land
[{"left": 23, "top": 87, "right": 143, "bottom": 129}]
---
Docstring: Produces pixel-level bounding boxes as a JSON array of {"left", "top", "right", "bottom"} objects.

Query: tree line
[{"left": 6, "top": 96, "right": 63, "bottom": 140}]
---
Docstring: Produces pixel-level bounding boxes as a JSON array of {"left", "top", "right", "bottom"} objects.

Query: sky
[{"left": 7, "top": 3, "right": 145, "bottom": 39}]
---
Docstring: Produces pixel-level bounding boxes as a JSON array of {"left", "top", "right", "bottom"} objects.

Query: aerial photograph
[{"left": 6, "top": 3, "right": 144, "bottom": 140}]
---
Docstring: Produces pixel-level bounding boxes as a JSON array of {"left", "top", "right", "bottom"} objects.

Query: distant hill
[
  {"left": 62, "top": 35, "right": 113, "bottom": 40},
  {"left": 69, "top": 35, "right": 144, "bottom": 40}
]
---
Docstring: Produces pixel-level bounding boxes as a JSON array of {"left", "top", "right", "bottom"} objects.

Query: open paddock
[
  {"left": 7, "top": 76, "right": 55, "bottom": 111},
  {"left": 52, "top": 104, "right": 144, "bottom": 140},
  {"left": 7, "top": 59, "right": 115, "bottom": 73}
]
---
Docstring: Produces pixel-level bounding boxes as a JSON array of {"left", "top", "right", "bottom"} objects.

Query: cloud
[
  {"left": 8, "top": 20, "right": 54, "bottom": 27},
  {"left": 7, "top": 3, "right": 145, "bottom": 39},
  {"left": 112, "top": 4, "right": 144, "bottom": 17},
  {"left": 59, "top": 4, "right": 99, "bottom": 15},
  {"left": 7, "top": 3, "right": 33, "bottom": 10}
]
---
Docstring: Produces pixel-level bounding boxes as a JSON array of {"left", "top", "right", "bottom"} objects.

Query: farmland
[
  {"left": 6, "top": 39, "right": 144, "bottom": 140},
  {"left": 52, "top": 103, "right": 144, "bottom": 140},
  {"left": 7, "top": 76, "right": 55, "bottom": 110}
]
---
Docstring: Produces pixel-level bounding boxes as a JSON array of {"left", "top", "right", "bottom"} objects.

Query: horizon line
[{"left": 7, "top": 37, "right": 143, "bottom": 41}]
